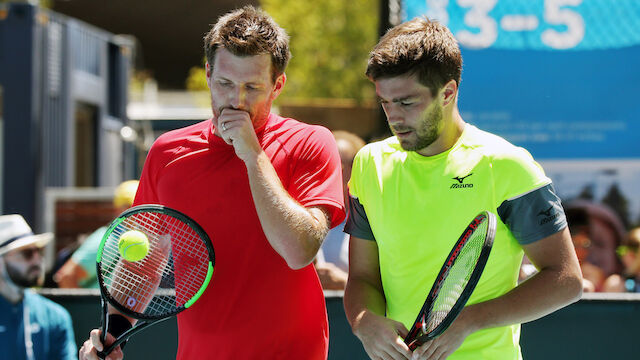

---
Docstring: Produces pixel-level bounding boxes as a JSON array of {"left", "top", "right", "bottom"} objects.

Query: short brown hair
[
  {"left": 366, "top": 17, "right": 462, "bottom": 96},
  {"left": 204, "top": 6, "right": 291, "bottom": 82}
]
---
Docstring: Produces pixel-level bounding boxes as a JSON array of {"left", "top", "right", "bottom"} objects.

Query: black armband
[{"left": 107, "top": 314, "right": 133, "bottom": 349}]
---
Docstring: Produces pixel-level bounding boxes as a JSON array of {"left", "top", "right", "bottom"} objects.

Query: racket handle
[
  {"left": 96, "top": 350, "right": 108, "bottom": 360},
  {"left": 97, "top": 314, "right": 133, "bottom": 358},
  {"left": 96, "top": 333, "right": 127, "bottom": 359}
]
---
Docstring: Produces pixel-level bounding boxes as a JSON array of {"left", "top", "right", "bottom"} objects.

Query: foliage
[
  {"left": 262, "top": 0, "right": 378, "bottom": 102},
  {"left": 185, "top": 62, "right": 208, "bottom": 92},
  {"left": 186, "top": 1, "right": 379, "bottom": 102},
  {"left": 602, "top": 183, "right": 631, "bottom": 229}
]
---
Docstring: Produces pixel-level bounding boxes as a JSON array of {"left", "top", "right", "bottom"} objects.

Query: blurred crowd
[
  {"left": 564, "top": 200, "right": 640, "bottom": 293},
  {"left": 520, "top": 199, "right": 640, "bottom": 294}
]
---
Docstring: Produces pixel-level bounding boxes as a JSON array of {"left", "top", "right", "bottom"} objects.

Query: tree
[
  {"left": 262, "top": 0, "right": 378, "bottom": 102},
  {"left": 577, "top": 183, "right": 595, "bottom": 201},
  {"left": 602, "top": 182, "right": 631, "bottom": 229}
]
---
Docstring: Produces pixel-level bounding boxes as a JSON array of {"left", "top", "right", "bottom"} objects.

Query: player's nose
[{"left": 229, "top": 87, "right": 247, "bottom": 109}]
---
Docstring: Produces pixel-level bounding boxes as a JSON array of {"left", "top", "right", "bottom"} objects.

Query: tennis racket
[
  {"left": 95, "top": 205, "right": 215, "bottom": 358},
  {"left": 404, "top": 211, "right": 496, "bottom": 350}
]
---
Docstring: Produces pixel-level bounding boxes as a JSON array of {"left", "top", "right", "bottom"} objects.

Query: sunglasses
[
  {"left": 617, "top": 245, "right": 639, "bottom": 257},
  {"left": 18, "top": 247, "right": 44, "bottom": 260}
]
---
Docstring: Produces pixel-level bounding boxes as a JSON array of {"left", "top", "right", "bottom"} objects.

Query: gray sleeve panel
[
  {"left": 344, "top": 195, "right": 376, "bottom": 241},
  {"left": 497, "top": 183, "right": 568, "bottom": 245}
]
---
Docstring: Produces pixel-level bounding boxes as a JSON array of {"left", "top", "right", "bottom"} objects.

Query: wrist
[
  {"left": 352, "top": 309, "right": 375, "bottom": 337},
  {"left": 456, "top": 306, "right": 481, "bottom": 335},
  {"left": 242, "top": 150, "right": 266, "bottom": 170}
]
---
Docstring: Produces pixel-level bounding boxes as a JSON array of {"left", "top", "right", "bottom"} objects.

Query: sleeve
[
  {"left": 51, "top": 305, "right": 77, "bottom": 360},
  {"left": 343, "top": 145, "right": 376, "bottom": 240},
  {"left": 497, "top": 183, "right": 567, "bottom": 245},
  {"left": 491, "top": 146, "right": 565, "bottom": 245},
  {"left": 287, "top": 126, "right": 346, "bottom": 228},
  {"left": 344, "top": 195, "right": 375, "bottom": 240}
]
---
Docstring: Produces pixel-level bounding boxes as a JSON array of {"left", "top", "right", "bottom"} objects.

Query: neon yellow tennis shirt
[{"left": 346, "top": 124, "right": 566, "bottom": 359}]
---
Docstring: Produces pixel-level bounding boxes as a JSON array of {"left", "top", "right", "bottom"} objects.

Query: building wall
[{"left": 51, "top": 0, "right": 259, "bottom": 89}]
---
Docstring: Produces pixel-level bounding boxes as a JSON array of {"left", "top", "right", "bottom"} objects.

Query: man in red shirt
[{"left": 79, "top": 6, "right": 345, "bottom": 360}]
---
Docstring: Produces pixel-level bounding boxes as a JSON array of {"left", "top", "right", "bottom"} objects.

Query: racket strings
[
  {"left": 100, "top": 211, "right": 211, "bottom": 318},
  {"left": 423, "top": 219, "right": 489, "bottom": 333}
]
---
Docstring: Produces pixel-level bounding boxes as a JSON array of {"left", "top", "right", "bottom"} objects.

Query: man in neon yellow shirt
[{"left": 343, "top": 18, "right": 583, "bottom": 360}]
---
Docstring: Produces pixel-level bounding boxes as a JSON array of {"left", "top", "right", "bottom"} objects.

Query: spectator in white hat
[{"left": 0, "top": 214, "right": 77, "bottom": 360}]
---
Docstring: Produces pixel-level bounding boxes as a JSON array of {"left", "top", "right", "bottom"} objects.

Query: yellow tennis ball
[{"left": 118, "top": 230, "right": 149, "bottom": 262}]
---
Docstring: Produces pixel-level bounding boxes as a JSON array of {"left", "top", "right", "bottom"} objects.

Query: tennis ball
[{"left": 118, "top": 230, "right": 149, "bottom": 262}]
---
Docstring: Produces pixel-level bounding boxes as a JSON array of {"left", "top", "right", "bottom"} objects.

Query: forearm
[
  {"left": 458, "top": 266, "right": 582, "bottom": 333},
  {"left": 245, "top": 151, "right": 328, "bottom": 269},
  {"left": 54, "top": 261, "right": 86, "bottom": 288},
  {"left": 344, "top": 277, "right": 388, "bottom": 335}
]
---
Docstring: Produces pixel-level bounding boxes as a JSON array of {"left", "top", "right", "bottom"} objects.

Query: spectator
[
  {"left": 0, "top": 215, "right": 77, "bottom": 359},
  {"left": 55, "top": 180, "right": 139, "bottom": 289},
  {"left": 315, "top": 130, "right": 366, "bottom": 290},
  {"left": 565, "top": 200, "right": 625, "bottom": 292},
  {"left": 603, "top": 227, "right": 640, "bottom": 292}
]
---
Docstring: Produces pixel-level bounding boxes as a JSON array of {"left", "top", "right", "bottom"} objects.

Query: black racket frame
[
  {"left": 405, "top": 211, "right": 496, "bottom": 350},
  {"left": 96, "top": 205, "right": 214, "bottom": 358}
]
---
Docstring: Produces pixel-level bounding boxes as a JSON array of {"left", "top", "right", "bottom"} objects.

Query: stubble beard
[
  {"left": 398, "top": 102, "right": 443, "bottom": 152},
  {"left": 6, "top": 263, "right": 42, "bottom": 288}
]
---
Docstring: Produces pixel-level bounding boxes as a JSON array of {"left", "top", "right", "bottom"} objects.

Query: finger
[
  {"left": 217, "top": 122, "right": 234, "bottom": 145},
  {"left": 79, "top": 340, "right": 97, "bottom": 360},
  {"left": 413, "top": 340, "right": 436, "bottom": 360},
  {"left": 219, "top": 110, "right": 249, "bottom": 127},
  {"left": 397, "top": 328, "right": 409, "bottom": 339},
  {"left": 89, "top": 329, "right": 104, "bottom": 352},
  {"left": 395, "top": 322, "right": 410, "bottom": 339},
  {"left": 391, "top": 335, "right": 412, "bottom": 358},
  {"left": 382, "top": 347, "right": 409, "bottom": 360},
  {"left": 433, "top": 348, "right": 448, "bottom": 360},
  {"left": 220, "top": 108, "right": 250, "bottom": 117}
]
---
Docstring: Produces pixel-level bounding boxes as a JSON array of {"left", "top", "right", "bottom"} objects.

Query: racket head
[
  {"left": 405, "top": 210, "right": 496, "bottom": 349},
  {"left": 96, "top": 205, "right": 215, "bottom": 320}
]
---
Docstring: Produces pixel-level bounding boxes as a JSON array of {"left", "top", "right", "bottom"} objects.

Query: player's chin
[{"left": 397, "top": 137, "right": 418, "bottom": 151}]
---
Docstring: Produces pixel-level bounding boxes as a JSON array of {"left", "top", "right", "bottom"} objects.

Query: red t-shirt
[{"left": 134, "top": 113, "right": 345, "bottom": 359}]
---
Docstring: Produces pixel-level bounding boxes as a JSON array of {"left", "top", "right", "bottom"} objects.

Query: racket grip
[
  {"left": 97, "top": 314, "right": 133, "bottom": 358},
  {"left": 404, "top": 322, "right": 424, "bottom": 350}
]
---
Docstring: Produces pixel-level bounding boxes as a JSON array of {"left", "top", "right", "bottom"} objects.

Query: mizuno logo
[
  {"left": 538, "top": 205, "right": 559, "bottom": 225},
  {"left": 453, "top": 173, "right": 473, "bottom": 183},
  {"left": 450, "top": 173, "right": 474, "bottom": 189},
  {"left": 538, "top": 206, "right": 554, "bottom": 217}
]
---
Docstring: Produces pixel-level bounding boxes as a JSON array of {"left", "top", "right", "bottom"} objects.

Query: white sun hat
[{"left": 0, "top": 215, "right": 54, "bottom": 256}]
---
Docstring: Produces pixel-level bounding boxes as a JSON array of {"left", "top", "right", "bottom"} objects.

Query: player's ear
[
  {"left": 271, "top": 73, "right": 286, "bottom": 99},
  {"left": 441, "top": 79, "right": 457, "bottom": 106},
  {"left": 205, "top": 62, "right": 212, "bottom": 89}
]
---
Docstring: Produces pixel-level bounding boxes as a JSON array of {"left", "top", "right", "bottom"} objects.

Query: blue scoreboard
[{"left": 402, "top": 0, "right": 640, "bottom": 159}]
